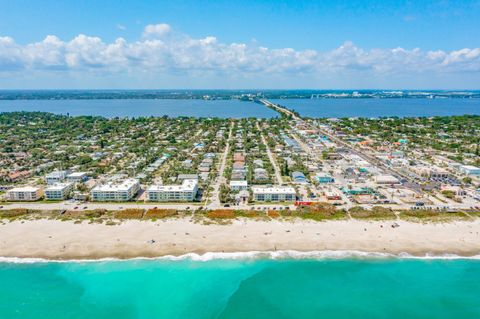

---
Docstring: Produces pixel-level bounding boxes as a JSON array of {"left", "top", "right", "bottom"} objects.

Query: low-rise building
[
  {"left": 254, "top": 168, "right": 269, "bottom": 181},
  {"left": 374, "top": 175, "right": 400, "bottom": 185},
  {"left": 230, "top": 180, "right": 248, "bottom": 191},
  {"left": 231, "top": 170, "right": 247, "bottom": 181},
  {"left": 233, "top": 153, "right": 245, "bottom": 162},
  {"left": 292, "top": 171, "right": 307, "bottom": 184},
  {"left": 66, "top": 172, "right": 88, "bottom": 183},
  {"left": 325, "top": 190, "right": 342, "bottom": 200},
  {"left": 441, "top": 185, "right": 467, "bottom": 196},
  {"left": 315, "top": 173, "right": 334, "bottom": 183},
  {"left": 45, "top": 182, "right": 74, "bottom": 200},
  {"left": 46, "top": 170, "right": 70, "bottom": 185},
  {"left": 459, "top": 165, "right": 480, "bottom": 176},
  {"left": 252, "top": 186, "right": 296, "bottom": 202},
  {"left": 6, "top": 186, "right": 43, "bottom": 201},
  {"left": 146, "top": 179, "right": 198, "bottom": 202},
  {"left": 91, "top": 179, "right": 140, "bottom": 201},
  {"left": 6, "top": 170, "right": 30, "bottom": 182},
  {"left": 178, "top": 174, "right": 199, "bottom": 182}
]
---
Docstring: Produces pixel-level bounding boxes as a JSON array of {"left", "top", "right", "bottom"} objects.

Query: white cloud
[
  {"left": 142, "top": 23, "right": 171, "bottom": 38},
  {"left": 0, "top": 23, "right": 479, "bottom": 82}
]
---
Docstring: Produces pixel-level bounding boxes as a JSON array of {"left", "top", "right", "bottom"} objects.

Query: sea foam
[{"left": 1, "top": 250, "right": 480, "bottom": 264}]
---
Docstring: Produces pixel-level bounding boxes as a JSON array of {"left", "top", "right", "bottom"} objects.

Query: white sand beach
[{"left": 1, "top": 218, "right": 479, "bottom": 259}]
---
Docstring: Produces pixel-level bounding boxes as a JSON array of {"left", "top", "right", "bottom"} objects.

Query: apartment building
[
  {"left": 91, "top": 179, "right": 140, "bottom": 202},
  {"left": 66, "top": 172, "right": 88, "bottom": 183},
  {"left": 252, "top": 186, "right": 296, "bottom": 202},
  {"left": 146, "top": 179, "right": 198, "bottom": 202},
  {"left": 230, "top": 180, "right": 248, "bottom": 191},
  {"left": 46, "top": 170, "right": 70, "bottom": 185},
  {"left": 6, "top": 186, "right": 43, "bottom": 201},
  {"left": 44, "top": 182, "right": 74, "bottom": 200}
]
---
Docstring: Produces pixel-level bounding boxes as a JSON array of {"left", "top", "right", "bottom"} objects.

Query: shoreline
[
  {"left": 1, "top": 218, "right": 480, "bottom": 260},
  {"left": 2, "top": 250, "right": 480, "bottom": 264}
]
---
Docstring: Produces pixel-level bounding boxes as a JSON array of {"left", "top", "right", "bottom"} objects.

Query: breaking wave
[{"left": 1, "top": 250, "right": 480, "bottom": 264}]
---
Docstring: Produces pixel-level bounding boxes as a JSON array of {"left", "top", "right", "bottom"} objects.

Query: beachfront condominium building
[
  {"left": 91, "top": 179, "right": 140, "bottom": 202},
  {"left": 44, "top": 182, "right": 74, "bottom": 200},
  {"left": 6, "top": 186, "right": 43, "bottom": 201},
  {"left": 146, "top": 179, "right": 198, "bottom": 202},
  {"left": 251, "top": 186, "right": 296, "bottom": 202}
]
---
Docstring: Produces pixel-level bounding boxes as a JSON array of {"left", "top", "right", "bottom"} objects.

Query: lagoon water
[
  {"left": 1, "top": 256, "right": 479, "bottom": 319},
  {"left": 1, "top": 98, "right": 480, "bottom": 119},
  {"left": 270, "top": 98, "right": 480, "bottom": 118},
  {"left": 0, "top": 99, "right": 278, "bottom": 118}
]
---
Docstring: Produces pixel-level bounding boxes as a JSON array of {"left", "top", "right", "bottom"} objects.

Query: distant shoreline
[{"left": 1, "top": 89, "right": 480, "bottom": 101}]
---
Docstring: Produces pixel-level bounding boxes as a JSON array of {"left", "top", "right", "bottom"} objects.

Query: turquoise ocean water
[{"left": 0, "top": 254, "right": 479, "bottom": 319}]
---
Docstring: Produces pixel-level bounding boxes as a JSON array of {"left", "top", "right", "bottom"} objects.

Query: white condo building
[
  {"left": 252, "top": 186, "right": 296, "bottom": 202},
  {"left": 146, "top": 179, "right": 198, "bottom": 202},
  {"left": 230, "top": 180, "right": 248, "bottom": 191},
  {"left": 66, "top": 172, "right": 88, "bottom": 183},
  {"left": 45, "top": 170, "right": 70, "bottom": 185},
  {"left": 91, "top": 179, "right": 140, "bottom": 201},
  {"left": 45, "top": 182, "right": 74, "bottom": 200},
  {"left": 6, "top": 186, "right": 43, "bottom": 201}
]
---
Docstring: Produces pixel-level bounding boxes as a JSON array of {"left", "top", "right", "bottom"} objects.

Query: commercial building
[
  {"left": 230, "top": 180, "right": 248, "bottom": 191},
  {"left": 91, "top": 179, "right": 140, "bottom": 202},
  {"left": 315, "top": 173, "right": 334, "bottom": 183},
  {"left": 45, "top": 182, "right": 74, "bottom": 200},
  {"left": 146, "top": 179, "right": 198, "bottom": 202},
  {"left": 6, "top": 186, "right": 43, "bottom": 201},
  {"left": 46, "top": 170, "right": 70, "bottom": 185},
  {"left": 325, "top": 190, "right": 342, "bottom": 200},
  {"left": 374, "top": 175, "right": 400, "bottom": 185},
  {"left": 252, "top": 186, "right": 296, "bottom": 202}
]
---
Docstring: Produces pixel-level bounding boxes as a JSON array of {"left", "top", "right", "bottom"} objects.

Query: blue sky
[{"left": 0, "top": 0, "right": 479, "bottom": 89}]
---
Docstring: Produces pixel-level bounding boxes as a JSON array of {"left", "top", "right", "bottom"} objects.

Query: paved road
[
  {"left": 260, "top": 99, "right": 416, "bottom": 185},
  {"left": 207, "top": 122, "right": 233, "bottom": 208},
  {"left": 257, "top": 122, "right": 283, "bottom": 185},
  {"left": 0, "top": 201, "right": 301, "bottom": 211}
]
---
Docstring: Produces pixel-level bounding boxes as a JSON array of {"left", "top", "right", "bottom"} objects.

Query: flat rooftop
[
  {"left": 67, "top": 172, "right": 87, "bottom": 177},
  {"left": 147, "top": 179, "right": 198, "bottom": 192},
  {"left": 8, "top": 186, "right": 41, "bottom": 192},
  {"left": 45, "top": 182, "right": 73, "bottom": 191},
  {"left": 252, "top": 186, "right": 296, "bottom": 194},
  {"left": 92, "top": 179, "right": 139, "bottom": 192}
]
